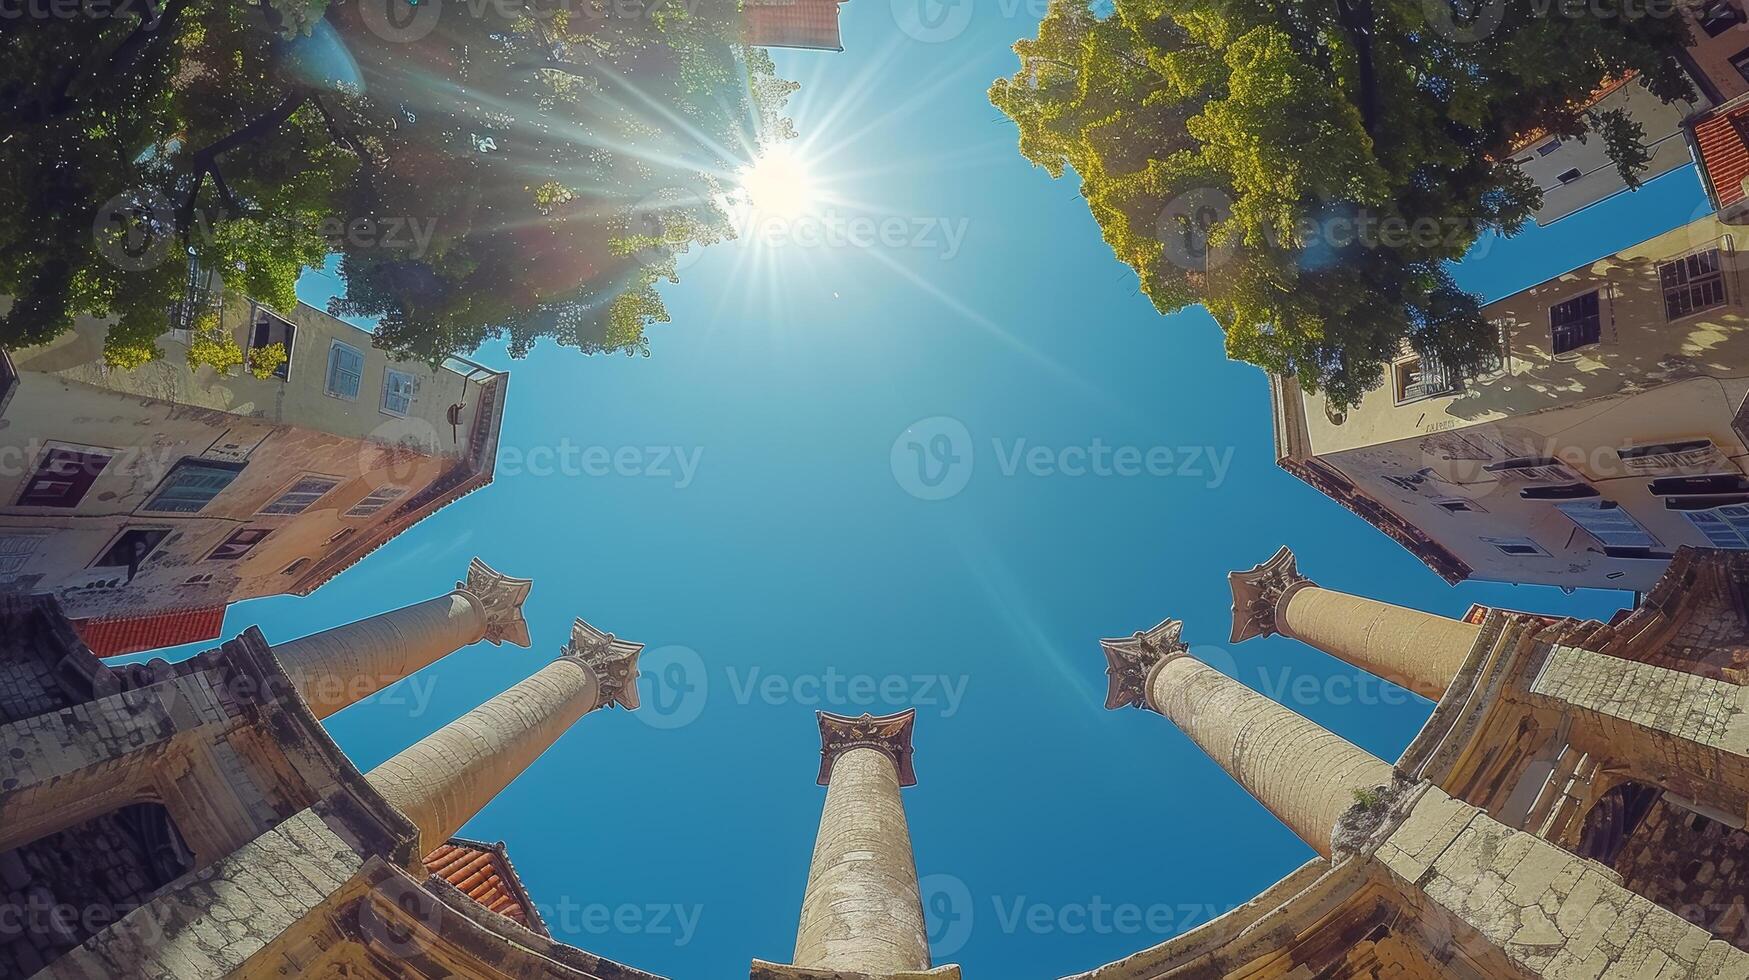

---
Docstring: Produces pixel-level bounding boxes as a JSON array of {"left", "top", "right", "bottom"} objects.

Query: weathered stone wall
[
  {"left": 0, "top": 804, "right": 190, "bottom": 979},
  {"left": 1608, "top": 797, "right": 1749, "bottom": 952}
]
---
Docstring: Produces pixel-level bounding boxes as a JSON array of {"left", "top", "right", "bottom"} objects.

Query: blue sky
[{"left": 120, "top": 4, "right": 1715, "bottom": 975}]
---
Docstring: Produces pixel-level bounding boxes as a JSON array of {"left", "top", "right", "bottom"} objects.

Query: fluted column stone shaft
[
  {"left": 1147, "top": 656, "right": 1395, "bottom": 856},
  {"left": 1230, "top": 547, "right": 1479, "bottom": 700},
  {"left": 364, "top": 619, "right": 641, "bottom": 850},
  {"left": 273, "top": 558, "right": 532, "bottom": 719}
]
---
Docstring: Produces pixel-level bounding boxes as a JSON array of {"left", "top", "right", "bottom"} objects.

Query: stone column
[
  {"left": 364, "top": 618, "right": 641, "bottom": 850},
  {"left": 1103, "top": 620, "right": 1394, "bottom": 856},
  {"left": 791, "top": 709, "right": 931, "bottom": 975},
  {"left": 275, "top": 557, "right": 533, "bottom": 719},
  {"left": 1228, "top": 546, "right": 1480, "bottom": 700}
]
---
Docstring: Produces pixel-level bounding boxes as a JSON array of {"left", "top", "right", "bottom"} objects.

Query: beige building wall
[
  {"left": 1507, "top": 78, "right": 1704, "bottom": 226},
  {"left": 1681, "top": 7, "right": 1749, "bottom": 105},
  {"left": 0, "top": 291, "right": 506, "bottom": 639},
  {"left": 1280, "top": 213, "right": 1749, "bottom": 591}
]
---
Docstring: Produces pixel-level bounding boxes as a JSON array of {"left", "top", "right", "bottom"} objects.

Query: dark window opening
[
  {"left": 1555, "top": 167, "right": 1583, "bottom": 184},
  {"left": 205, "top": 527, "right": 270, "bottom": 562},
  {"left": 17, "top": 446, "right": 112, "bottom": 508},
  {"left": 92, "top": 528, "right": 171, "bottom": 582},
  {"left": 1549, "top": 291, "right": 1601, "bottom": 354},
  {"left": 1658, "top": 249, "right": 1726, "bottom": 320},
  {"left": 1702, "top": 0, "right": 1744, "bottom": 36},
  {"left": 1578, "top": 782, "right": 1662, "bottom": 865},
  {"left": 0, "top": 803, "right": 193, "bottom": 970},
  {"left": 1520, "top": 483, "right": 1601, "bottom": 501},
  {"left": 1732, "top": 48, "right": 1749, "bottom": 84},
  {"left": 249, "top": 308, "right": 295, "bottom": 380},
  {"left": 1649, "top": 474, "right": 1749, "bottom": 497}
]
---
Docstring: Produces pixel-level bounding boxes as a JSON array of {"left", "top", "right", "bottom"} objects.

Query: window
[
  {"left": 1681, "top": 503, "right": 1749, "bottom": 548},
  {"left": 282, "top": 557, "right": 311, "bottom": 576},
  {"left": 250, "top": 308, "right": 295, "bottom": 380},
  {"left": 326, "top": 341, "right": 365, "bottom": 399},
  {"left": 184, "top": 572, "right": 215, "bottom": 585},
  {"left": 0, "top": 532, "right": 44, "bottom": 575},
  {"left": 258, "top": 475, "right": 343, "bottom": 516},
  {"left": 381, "top": 369, "right": 416, "bottom": 416},
  {"left": 141, "top": 459, "right": 244, "bottom": 514},
  {"left": 92, "top": 528, "right": 171, "bottom": 576},
  {"left": 1485, "top": 456, "right": 1580, "bottom": 484},
  {"left": 16, "top": 444, "right": 113, "bottom": 508},
  {"left": 1434, "top": 498, "right": 1485, "bottom": 514},
  {"left": 1732, "top": 48, "right": 1749, "bottom": 84},
  {"left": 1392, "top": 354, "right": 1453, "bottom": 405},
  {"left": 1650, "top": 473, "right": 1749, "bottom": 496},
  {"left": 345, "top": 486, "right": 406, "bottom": 518},
  {"left": 1658, "top": 249, "right": 1726, "bottom": 320},
  {"left": 1701, "top": 0, "right": 1743, "bottom": 35},
  {"left": 206, "top": 527, "right": 271, "bottom": 561},
  {"left": 1618, "top": 440, "right": 1725, "bottom": 476},
  {"left": 1556, "top": 499, "right": 1658, "bottom": 550},
  {"left": 1483, "top": 536, "right": 1550, "bottom": 557},
  {"left": 327, "top": 527, "right": 357, "bottom": 546},
  {"left": 1535, "top": 139, "right": 1561, "bottom": 156},
  {"left": 1549, "top": 291, "right": 1601, "bottom": 354},
  {"left": 1555, "top": 167, "right": 1583, "bottom": 185}
]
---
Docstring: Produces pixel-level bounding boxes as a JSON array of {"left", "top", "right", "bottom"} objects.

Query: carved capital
[
  {"left": 562, "top": 618, "right": 644, "bottom": 711},
  {"left": 1100, "top": 618, "right": 1186, "bottom": 711},
  {"left": 817, "top": 709, "right": 916, "bottom": 787},
  {"left": 458, "top": 558, "right": 533, "bottom": 647},
  {"left": 1228, "top": 546, "right": 1313, "bottom": 644}
]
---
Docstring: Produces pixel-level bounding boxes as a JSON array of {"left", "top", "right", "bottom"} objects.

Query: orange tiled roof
[
  {"left": 1692, "top": 98, "right": 1749, "bottom": 211},
  {"left": 424, "top": 838, "right": 547, "bottom": 935},
  {"left": 73, "top": 605, "right": 227, "bottom": 656},
  {"left": 743, "top": 0, "right": 845, "bottom": 51}
]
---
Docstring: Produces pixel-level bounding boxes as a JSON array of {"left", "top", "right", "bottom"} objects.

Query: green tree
[
  {"left": 991, "top": 0, "right": 1694, "bottom": 409},
  {"left": 1, "top": 0, "right": 793, "bottom": 366}
]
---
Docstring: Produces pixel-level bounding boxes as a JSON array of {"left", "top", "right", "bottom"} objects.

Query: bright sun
[{"left": 739, "top": 144, "right": 818, "bottom": 218}]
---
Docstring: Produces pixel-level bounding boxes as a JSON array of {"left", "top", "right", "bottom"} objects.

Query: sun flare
[{"left": 739, "top": 144, "right": 819, "bottom": 218}]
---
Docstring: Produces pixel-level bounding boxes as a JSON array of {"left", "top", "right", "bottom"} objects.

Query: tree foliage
[
  {"left": 1, "top": 0, "right": 795, "bottom": 365},
  {"left": 991, "top": 0, "right": 1694, "bottom": 409}
]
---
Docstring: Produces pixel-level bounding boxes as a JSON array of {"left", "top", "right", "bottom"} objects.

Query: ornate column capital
[
  {"left": 561, "top": 618, "right": 644, "bottom": 710},
  {"left": 457, "top": 557, "right": 534, "bottom": 647},
  {"left": 1100, "top": 618, "right": 1187, "bottom": 711},
  {"left": 1228, "top": 546, "right": 1314, "bottom": 644},
  {"left": 817, "top": 709, "right": 916, "bottom": 787}
]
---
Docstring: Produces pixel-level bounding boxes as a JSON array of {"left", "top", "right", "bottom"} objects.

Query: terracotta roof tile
[
  {"left": 73, "top": 605, "right": 227, "bottom": 657},
  {"left": 1692, "top": 98, "right": 1749, "bottom": 210},
  {"left": 423, "top": 838, "right": 547, "bottom": 936},
  {"left": 743, "top": 0, "right": 845, "bottom": 51}
]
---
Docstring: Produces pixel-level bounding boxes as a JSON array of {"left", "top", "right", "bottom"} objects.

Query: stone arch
[{"left": 1576, "top": 780, "right": 1661, "bottom": 865}]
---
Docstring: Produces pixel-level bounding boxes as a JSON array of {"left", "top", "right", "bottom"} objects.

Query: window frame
[
  {"left": 1391, "top": 353, "right": 1455, "bottom": 406},
  {"left": 205, "top": 527, "right": 272, "bottom": 562},
  {"left": 344, "top": 486, "right": 407, "bottom": 518},
  {"left": 248, "top": 306, "right": 296, "bottom": 381},
  {"left": 256, "top": 474, "right": 344, "bottom": 517},
  {"left": 1482, "top": 535, "right": 1551, "bottom": 558},
  {"left": 15, "top": 442, "right": 115, "bottom": 509},
  {"left": 0, "top": 530, "right": 47, "bottom": 575},
  {"left": 140, "top": 458, "right": 245, "bottom": 514},
  {"left": 1554, "top": 499, "right": 1659, "bottom": 551},
  {"left": 1701, "top": 0, "right": 1744, "bottom": 36},
  {"left": 325, "top": 340, "right": 365, "bottom": 400},
  {"left": 1548, "top": 288, "right": 1603, "bottom": 355},
  {"left": 1657, "top": 247, "right": 1727, "bottom": 323},
  {"left": 380, "top": 368, "right": 416, "bottom": 417},
  {"left": 90, "top": 526, "right": 172, "bottom": 572}
]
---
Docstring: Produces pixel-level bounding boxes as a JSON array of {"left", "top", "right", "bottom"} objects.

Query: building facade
[
  {"left": 1273, "top": 211, "right": 1749, "bottom": 592},
  {"left": 0, "top": 288, "right": 506, "bottom": 654},
  {"left": 1508, "top": 75, "right": 1704, "bottom": 227},
  {"left": 1086, "top": 545, "right": 1749, "bottom": 979},
  {"left": 742, "top": 0, "right": 851, "bottom": 52},
  {"left": 0, "top": 559, "right": 655, "bottom": 979}
]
